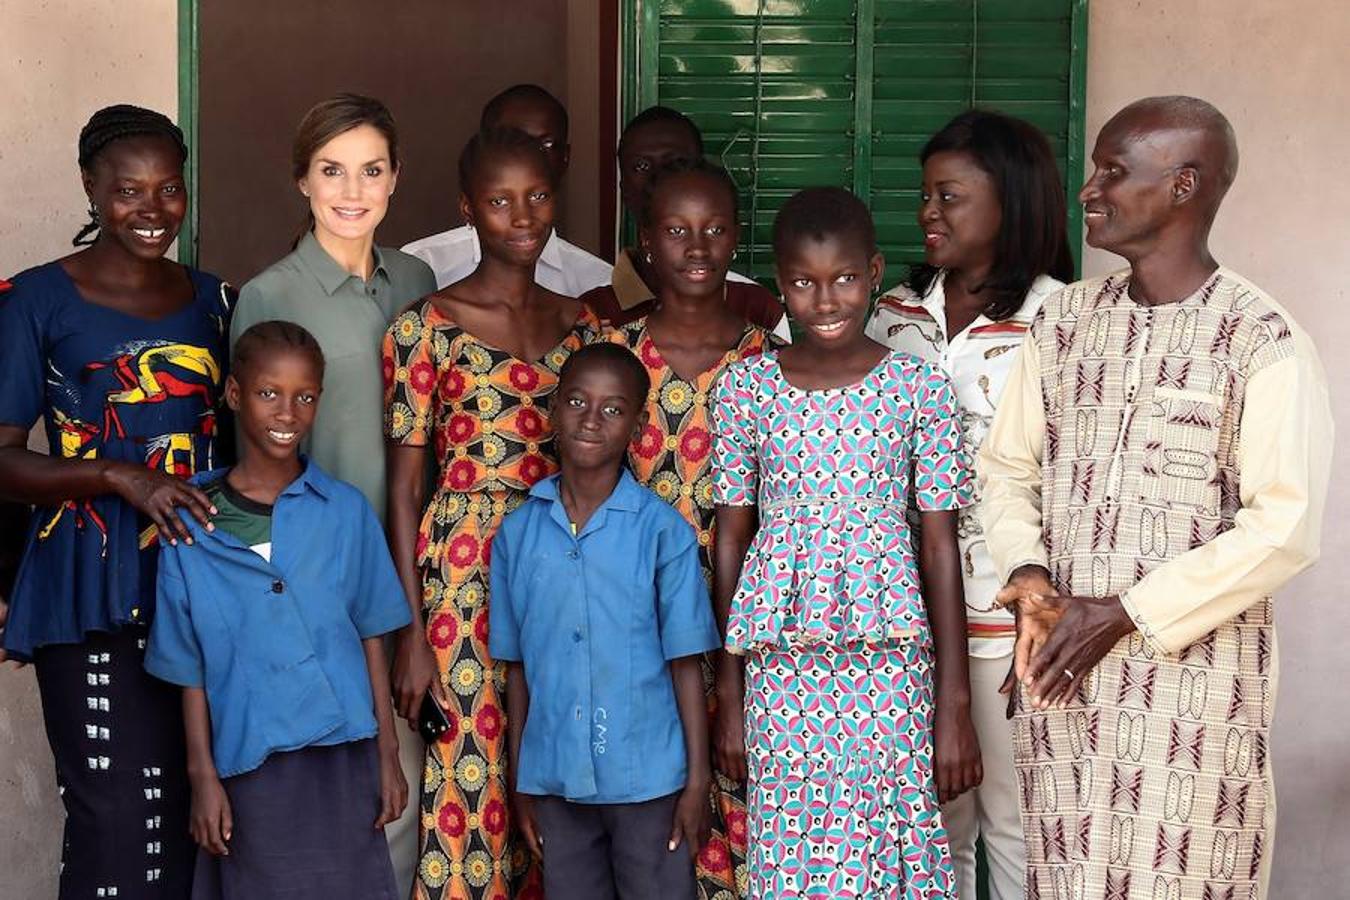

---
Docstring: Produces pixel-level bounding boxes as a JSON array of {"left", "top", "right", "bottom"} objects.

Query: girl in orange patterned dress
[
  {"left": 383, "top": 128, "right": 602, "bottom": 900},
  {"left": 609, "top": 158, "right": 778, "bottom": 900}
]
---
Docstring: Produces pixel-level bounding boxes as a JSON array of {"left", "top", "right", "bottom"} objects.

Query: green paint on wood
[
  {"left": 176, "top": 0, "right": 198, "bottom": 268},
  {"left": 852, "top": 0, "right": 875, "bottom": 202},
  {"left": 625, "top": 0, "right": 1090, "bottom": 285},
  {"left": 1067, "top": 0, "right": 1089, "bottom": 275}
]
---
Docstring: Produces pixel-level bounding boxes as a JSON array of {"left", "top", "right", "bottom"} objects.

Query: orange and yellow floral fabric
[{"left": 383, "top": 298, "right": 602, "bottom": 900}]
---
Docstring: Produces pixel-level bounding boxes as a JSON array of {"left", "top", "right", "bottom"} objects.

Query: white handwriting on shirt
[{"left": 593, "top": 707, "right": 608, "bottom": 755}]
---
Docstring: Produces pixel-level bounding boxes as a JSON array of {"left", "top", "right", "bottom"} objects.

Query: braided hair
[
  {"left": 74, "top": 104, "right": 188, "bottom": 246},
  {"left": 231, "top": 320, "right": 327, "bottom": 382}
]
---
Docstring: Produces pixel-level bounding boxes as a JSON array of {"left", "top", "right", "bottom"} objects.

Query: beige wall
[
  {"left": 0, "top": 1, "right": 179, "bottom": 276},
  {"left": 1082, "top": 2, "right": 1350, "bottom": 895},
  {"left": 0, "top": 3, "right": 179, "bottom": 897}
]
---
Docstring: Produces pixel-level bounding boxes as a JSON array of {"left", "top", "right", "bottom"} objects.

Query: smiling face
[
  {"left": 619, "top": 119, "right": 702, "bottom": 218},
  {"left": 83, "top": 134, "right": 187, "bottom": 260},
  {"left": 297, "top": 124, "right": 397, "bottom": 244},
  {"left": 554, "top": 362, "right": 645, "bottom": 474},
  {"left": 776, "top": 233, "right": 883, "bottom": 350},
  {"left": 460, "top": 149, "right": 556, "bottom": 268},
  {"left": 918, "top": 150, "right": 1002, "bottom": 276},
  {"left": 226, "top": 349, "right": 323, "bottom": 466},
  {"left": 640, "top": 170, "right": 738, "bottom": 300},
  {"left": 1078, "top": 116, "right": 1196, "bottom": 258}
]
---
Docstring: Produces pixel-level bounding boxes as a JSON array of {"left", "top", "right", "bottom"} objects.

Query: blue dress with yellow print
[{"left": 0, "top": 262, "right": 232, "bottom": 661}]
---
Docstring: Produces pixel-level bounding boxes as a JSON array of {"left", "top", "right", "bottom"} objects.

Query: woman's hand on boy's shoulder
[{"left": 189, "top": 773, "right": 232, "bottom": 856}]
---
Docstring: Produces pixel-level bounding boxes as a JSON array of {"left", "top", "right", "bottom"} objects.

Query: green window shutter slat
[{"left": 624, "top": 0, "right": 1089, "bottom": 283}]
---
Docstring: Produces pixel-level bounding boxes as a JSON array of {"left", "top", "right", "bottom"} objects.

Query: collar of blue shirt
[
  {"left": 528, "top": 468, "right": 645, "bottom": 538},
  {"left": 295, "top": 231, "right": 391, "bottom": 296},
  {"left": 186, "top": 456, "right": 334, "bottom": 547}
]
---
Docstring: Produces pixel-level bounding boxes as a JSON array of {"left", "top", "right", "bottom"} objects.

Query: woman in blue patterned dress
[
  {"left": 712, "top": 189, "right": 980, "bottom": 899},
  {"left": 0, "top": 105, "right": 232, "bottom": 899}
]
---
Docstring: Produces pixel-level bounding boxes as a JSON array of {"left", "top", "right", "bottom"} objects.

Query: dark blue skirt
[{"left": 191, "top": 739, "right": 398, "bottom": 900}]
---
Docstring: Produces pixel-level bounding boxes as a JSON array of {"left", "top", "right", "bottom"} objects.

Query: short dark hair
[
  {"left": 481, "top": 84, "right": 568, "bottom": 138},
  {"left": 558, "top": 343, "right": 651, "bottom": 405},
  {"left": 458, "top": 126, "right": 555, "bottom": 197},
  {"left": 772, "top": 186, "right": 877, "bottom": 259},
  {"left": 911, "top": 110, "right": 1075, "bottom": 320},
  {"left": 618, "top": 105, "right": 704, "bottom": 158},
  {"left": 640, "top": 157, "right": 738, "bottom": 225},
  {"left": 232, "top": 321, "right": 326, "bottom": 381}
]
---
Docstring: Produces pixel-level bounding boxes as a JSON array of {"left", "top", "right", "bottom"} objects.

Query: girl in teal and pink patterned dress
[{"left": 711, "top": 188, "right": 981, "bottom": 899}]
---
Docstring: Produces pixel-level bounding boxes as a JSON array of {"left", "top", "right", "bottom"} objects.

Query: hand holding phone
[{"left": 417, "top": 691, "right": 452, "bottom": 745}]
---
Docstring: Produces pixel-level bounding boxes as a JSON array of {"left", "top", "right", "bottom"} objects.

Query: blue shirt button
[
  {"left": 271, "top": 580, "right": 285, "bottom": 594},
  {"left": 566, "top": 549, "right": 579, "bottom": 560},
  {"left": 572, "top": 629, "right": 583, "bottom": 643}
]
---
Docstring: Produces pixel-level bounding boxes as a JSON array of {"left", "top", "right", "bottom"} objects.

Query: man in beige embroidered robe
[{"left": 978, "top": 96, "right": 1332, "bottom": 900}]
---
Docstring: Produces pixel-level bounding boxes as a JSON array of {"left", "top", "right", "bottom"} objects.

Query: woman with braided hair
[{"left": 0, "top": 104, "right": 233, "bottom": 898}]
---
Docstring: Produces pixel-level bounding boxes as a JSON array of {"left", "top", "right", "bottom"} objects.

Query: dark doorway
[{"left": 195, "top": 0, "right": 613, "bottom": 286}]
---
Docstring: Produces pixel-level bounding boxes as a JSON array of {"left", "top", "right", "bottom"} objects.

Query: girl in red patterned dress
[{"left": 383, "top": 127, "right": 603, "bottom": 900}]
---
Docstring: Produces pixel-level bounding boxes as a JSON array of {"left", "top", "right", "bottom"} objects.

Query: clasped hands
[{"left": 996, "top": 565, "right": 1136, "bottom": 713}]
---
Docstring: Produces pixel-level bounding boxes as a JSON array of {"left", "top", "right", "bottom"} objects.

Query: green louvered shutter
[{"left": 623, "top": 0, "right": 1088, "bottom": 284}]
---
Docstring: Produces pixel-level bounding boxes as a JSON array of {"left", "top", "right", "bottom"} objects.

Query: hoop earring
[
  {"left": 89, "top": 202, "right": 101, "bottom": 226},
  {"left": 644, "top": 251, "right": 653, "bottom": 265},
  {"left": 732, "top": 249, "right": 739, "bottom": 260}
]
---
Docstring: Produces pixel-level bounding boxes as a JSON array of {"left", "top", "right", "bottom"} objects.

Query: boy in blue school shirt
[
  {"left": 145, "top": 322, "right": 410, "bottom": 898},
  {"left": 489, "top": 343, "right": 719, "bottom": 900}
]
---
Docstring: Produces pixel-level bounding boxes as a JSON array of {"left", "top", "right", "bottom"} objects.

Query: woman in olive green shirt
[
  {"left": 230, "top": 93, "right": 434, "bottom": 900},
  {"left": 232, "top": 93, "right": 435, "bottom": 523}
]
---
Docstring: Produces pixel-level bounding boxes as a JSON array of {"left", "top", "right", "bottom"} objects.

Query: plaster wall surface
[
  {"left": 1081, "top": 3, "right": 1350, "bottom": 894},
  {"left": 0, "top": 4, "right": 179, "bottom": 896}
]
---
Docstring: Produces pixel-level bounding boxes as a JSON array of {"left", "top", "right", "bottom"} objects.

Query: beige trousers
[{"left": 941, "top": 653, "right": 1026, "bottom": 900}]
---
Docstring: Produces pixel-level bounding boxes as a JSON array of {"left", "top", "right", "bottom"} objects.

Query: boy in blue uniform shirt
[
  {"left": 146, "top": 322, "right": 410, "bottom": 899},
  {"left": 489, "top": 343, "right": 718, "bottom": 900}
]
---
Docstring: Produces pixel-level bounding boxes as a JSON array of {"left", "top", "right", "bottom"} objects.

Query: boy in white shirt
[{"left": 403, "top": 84, "right": 611, "bottom": 296}]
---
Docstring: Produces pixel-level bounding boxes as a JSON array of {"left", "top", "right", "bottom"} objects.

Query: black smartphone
[{"left": 417, "top": 692, "right": 451, "bottom": 745}]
